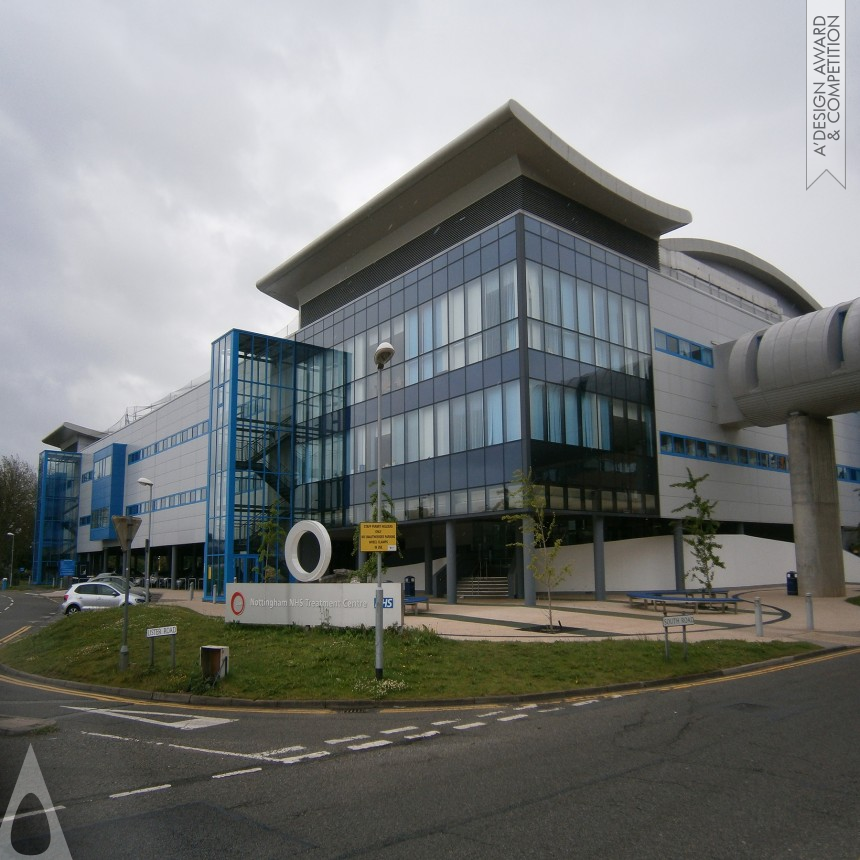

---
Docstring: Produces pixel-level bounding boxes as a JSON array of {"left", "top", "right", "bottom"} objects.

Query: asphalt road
[{"left": 2, "top": 625, "right": 859, "bottom": 860}]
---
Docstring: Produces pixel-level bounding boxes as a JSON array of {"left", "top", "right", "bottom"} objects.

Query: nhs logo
[{"left": 374, "top": 596, "right": 395, "bottom": 609}]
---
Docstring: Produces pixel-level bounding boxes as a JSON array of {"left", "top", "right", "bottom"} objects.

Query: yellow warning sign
[{"left": 360, "top": 521, "right": 398, "bottom": 553}]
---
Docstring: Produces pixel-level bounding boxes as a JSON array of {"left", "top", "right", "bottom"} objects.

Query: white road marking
[
  {"left": 212, "top": 768, "right": 262, "bottom": 779},
  {"left": 348, "top": 740, "right": 392, "bottom": 751},
  {"left": 453, "top": 722, "right": 486, "bottom": 730},
  {"left": 538, "top": 707, "right": 562, "bottom": 713},
  {"left": 379, "top": 725, "right": 418, "bottom": 735},
  {"left": 83, "top": 731, "right": 136, "bottom": 742},
  {"left": 404, "top": 731, "right": 439, "bottom": 740},
  {"left": 325, "top": 734, "right": 370, "bottom": 745},
  {"left": 64, "top": 706, "right": 235, "bottom": 731},
  {"left": 257, "top": 745, "right": 305, "bottom": 756},
  {"left": 2, "top": 806, "right": 65, "bottom": 825},
  {"left": 572, "top": 699, "right": 599, "bottom": 707},
  {"left": 476, "top": 710, "right": 505, "bottom": 718},
  {"left": 431, "top": 719, "right": 459, "bottom": 726},
  {"left": 498, "top": 714, "right": 529, "bottom": 722},
  {"left": 110, "top": 784, "right": 171, "bottom": 799},
  {"left": 276, "top": 751, "right": 330, "bottom": 764},
  {"left": 514, "top": 704, "right": 538, "bottom": 710}
]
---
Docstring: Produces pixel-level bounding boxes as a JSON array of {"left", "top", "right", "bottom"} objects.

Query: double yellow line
[{"left": 0, "top": 625, "right": 31, "bottom": 646}]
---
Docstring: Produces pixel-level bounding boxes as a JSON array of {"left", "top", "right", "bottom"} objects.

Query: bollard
[
  {"left": 754, "top": 597, "right": 763, "bottom": 637},
  {"left": 805, "top": 592, "right": 815, "bottom": 631},
  {"left": 188, "top": 582, "right": 195, "bottom": 601}
]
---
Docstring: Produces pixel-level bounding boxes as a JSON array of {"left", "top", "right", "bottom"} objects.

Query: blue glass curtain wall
[
  {"left": 32, "top": 451, "right": 81, "bottom": 584},
  {"left": 205, "top": 331, "right": 337, "bottom": 601}
]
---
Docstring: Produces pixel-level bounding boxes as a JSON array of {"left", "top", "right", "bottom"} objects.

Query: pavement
[{"left": 151, "top": 581, "right": 860, "bottom": 649}]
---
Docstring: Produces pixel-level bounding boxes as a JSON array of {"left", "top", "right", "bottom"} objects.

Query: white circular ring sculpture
[{"left": 284, "top": 520, "right": 332, "bottom": 582}]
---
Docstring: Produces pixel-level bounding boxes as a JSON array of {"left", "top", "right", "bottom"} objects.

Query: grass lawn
[{"left": 0, "top": 604, "right": 819, "bottom": 702}]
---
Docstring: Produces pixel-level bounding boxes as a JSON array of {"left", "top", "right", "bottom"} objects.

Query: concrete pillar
[
  {"left": 786, "top": 413, "right": 845, "bottom": 596},
  {"left": 423, "top": 526, "right": 433, "bottom": 594},
  {"left": 522, "top": 517, "right": 536, "bottom": 607},
  {"left": 593, "top": 515, "right": 606, "bottom": 601},
  {"left": 171, "top": 545, "right": 179, "bottom": 589},
  {"left": 673, "top": 521, "right": 686, "bottom": 590},
  {"left": 445, "top": 520, "right": 457, "bottom": 604}
]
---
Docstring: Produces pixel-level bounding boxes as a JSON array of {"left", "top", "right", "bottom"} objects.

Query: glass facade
[
  {"left": 205, "top": 330, "right": 337, "bottom": 599},
  {"left": 292, "top": 212, "right": 659, "bottom": 528},
  {"left": 32, "top": 451, "right": 80, "bottom": 584}
]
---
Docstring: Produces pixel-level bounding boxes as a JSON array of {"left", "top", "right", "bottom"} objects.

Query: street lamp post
[
  {"left": 138, "top": 478, "right": 154, "bottom": 603},
  {"left": 6, "top": 532, "right": 14, "bottom": 588},
  {"left": 373, "top": 341, "right": 395, "bottom": 681}
]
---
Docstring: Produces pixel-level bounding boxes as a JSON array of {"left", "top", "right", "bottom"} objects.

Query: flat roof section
[{"left": 257, "top": 100, "right": 692, "bottom": 312}]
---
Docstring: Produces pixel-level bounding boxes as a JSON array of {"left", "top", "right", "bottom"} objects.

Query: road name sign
[
  {"left": 662, "top": 615, "right": 695, "bottom": 628},
  {"left": 146, "top": 625, "right": 178, "bottom": 638},
  {"left": 360, "top": 521, "right": 397, "bottom": 552}
]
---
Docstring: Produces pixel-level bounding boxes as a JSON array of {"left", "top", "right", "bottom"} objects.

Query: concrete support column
[
  {"left": 445, "top": 520, "right": 457, "bottom": 604},
  {"left": 786, "top": 413, "right": 845, "bottom": 596},
  {"left": 171, "top": 545, "right": 179, "bottom": 589},
  {"left": 357, "top": 551, "right": 367, "bottom": 572},
  {"left": 523, "top": 517, "right": 536, "bottom": 607},
  {"left": 593, "top": 515, "right": 606, "bottom": 601},
  {"left": 423, "top": 526, "right": 433, "bottom": 594},
  {"left": 673, "top": 521, "right": 686, "bottom": 590}
]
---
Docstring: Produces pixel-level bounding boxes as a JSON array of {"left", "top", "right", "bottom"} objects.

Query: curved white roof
[
  {"left": 258, "top": 100, "right": 692, "bottom": 310},
  {"left": 661, "top": 237, "right": 819, "bottom": 315}
]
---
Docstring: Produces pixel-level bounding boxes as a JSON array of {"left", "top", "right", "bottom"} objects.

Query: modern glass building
[{"left": 34, "top": 102, "right": 860, "bottom": 597}]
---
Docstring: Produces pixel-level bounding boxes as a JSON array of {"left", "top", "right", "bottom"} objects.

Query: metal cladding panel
[
  {"left": 757, "top": 306, "right": 843, "bottom": 389},
  {"left": 844, "top": 300, "right": 860, "bottom": 369},
  {"left": 723, "top": 297, "right": 860, "bottom": 427}
]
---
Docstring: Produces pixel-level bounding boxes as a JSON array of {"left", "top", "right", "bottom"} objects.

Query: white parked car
[{"left": 62, "top": 582, "right": 147, "bottom": 614}]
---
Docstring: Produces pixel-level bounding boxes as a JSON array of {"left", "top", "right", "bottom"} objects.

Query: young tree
[
  {"left": 671, "top": 469, "right": 725, "bottom": 593},
  {"left": 351, "top": 479, "right": 399, "bottom": 582},
  {"left": 254, "top": 501, "right": 287, "bottom": 582},
  {"left": 503, "top": 469, "right": 571, "bottom": 630}
]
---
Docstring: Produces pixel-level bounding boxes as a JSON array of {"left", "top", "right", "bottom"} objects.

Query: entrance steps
[{"left": 455, "top": 576, "right": 509, "bottom": 599}]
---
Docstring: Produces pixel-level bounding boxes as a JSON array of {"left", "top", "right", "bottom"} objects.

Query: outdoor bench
[
  {"left": 404, "top": 595, "right": 430, "bottom": 614},
  {"left": 627, "top": 590, "right": 740, "bottom": 614}
]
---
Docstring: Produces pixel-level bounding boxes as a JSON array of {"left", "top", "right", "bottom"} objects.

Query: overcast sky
[{"left": 1, "top": 0, "right": 857, "bottom": 466}]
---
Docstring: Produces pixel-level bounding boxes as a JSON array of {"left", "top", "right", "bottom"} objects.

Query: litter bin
[
  {"left": 1, "top": 578, "right": 6, "bottom": 590},
  {"left": 404, "top": 575, "right": 416, "bottom": 597},
  {"left": 786, "top": 570, "right": 798, "bottom": 595}
]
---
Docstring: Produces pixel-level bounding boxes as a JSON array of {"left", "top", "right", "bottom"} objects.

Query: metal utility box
[{"left": 200, "top": 645, "right": 230, "bottom": 679}]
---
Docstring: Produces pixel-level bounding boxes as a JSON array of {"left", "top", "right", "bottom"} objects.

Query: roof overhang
[
  {"left": 257, "top": 100, "right": 692, "bottom": 311},
  {"left": 42, "top": 422, "right": 105, "bottom": 452}
]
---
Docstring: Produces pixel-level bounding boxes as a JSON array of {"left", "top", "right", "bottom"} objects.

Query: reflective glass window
[
  {"left": 485, "top": 385, "right": 503, "bottom": 445},
  {"left": 467, "top": 391, "right": 484, "bottom": 449}
]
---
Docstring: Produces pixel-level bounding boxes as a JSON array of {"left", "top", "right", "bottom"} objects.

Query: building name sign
[{"left": 226, "top": 583, "right": 402, "bottom": 628}]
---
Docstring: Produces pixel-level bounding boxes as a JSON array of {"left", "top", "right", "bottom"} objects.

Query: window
[{"left": 654, "top": 329, "right": 713, "bottom": 367}]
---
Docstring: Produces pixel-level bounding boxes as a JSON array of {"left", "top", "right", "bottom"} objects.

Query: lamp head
[
  {"left": 374, "top": 341, "right": 395, "bottom": 369},
  {"left": 138, "top": 477, "right": 154, "bottom": 488}
]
